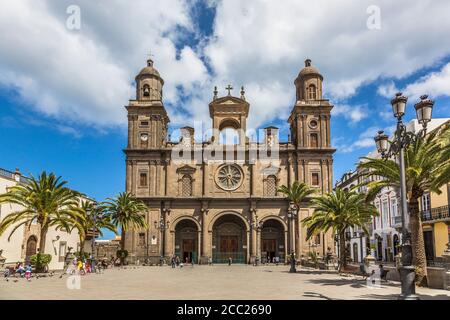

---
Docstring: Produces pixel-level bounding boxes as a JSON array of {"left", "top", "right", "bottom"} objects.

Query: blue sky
[{"left": 1, "top": 1, "right": 450, "bottom": 240}]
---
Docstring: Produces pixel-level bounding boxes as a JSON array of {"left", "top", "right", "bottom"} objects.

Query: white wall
[
  {"left": 0, "top": 170, "right": 90, "bottom": 270},
  {"left": 0, "top": 174, "right": 25, "bottom": 264}
]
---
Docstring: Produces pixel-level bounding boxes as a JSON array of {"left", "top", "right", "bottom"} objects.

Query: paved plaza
[{"left": 1, "top": 265, "right": 450, "bottom": 300}]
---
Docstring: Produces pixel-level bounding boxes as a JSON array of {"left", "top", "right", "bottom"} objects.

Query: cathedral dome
[
  {"left": 298, "top": 59, "right": 323, "bottom": 79},
  {"left": 136, "top": 58, "right": 161, "bottom": 79}
]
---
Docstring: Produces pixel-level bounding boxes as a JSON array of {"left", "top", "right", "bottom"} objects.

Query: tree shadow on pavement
[
  {"left": 359, "top": 293, "right": 450, "bottom": 300},
  {"left": 306, "top": 278, "right": 367, "bottom": 288},
  {"left": 302, "top": 291, "right": 333, "bottom": 300}
]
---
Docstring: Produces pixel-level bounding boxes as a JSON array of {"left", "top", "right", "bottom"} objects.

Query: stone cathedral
[{"left": 123, "top": 57, "right": 335, "bottom": 264}]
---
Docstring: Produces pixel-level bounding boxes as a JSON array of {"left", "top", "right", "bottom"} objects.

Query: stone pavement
[{"left": 1, "top": 265, "right": 449, "bottom": 300}]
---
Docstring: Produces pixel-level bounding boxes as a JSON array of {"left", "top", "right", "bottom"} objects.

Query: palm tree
[
  {"left": 358, "top": 123, "right": 450, "bottom": 286},
  {"left": 302, "top": 188, "right": 378, "bottom": 272},
  {"left": 0, "top": 171, "right": 84, "bottom": 253},
  {"left": 277, "top": 181, "right": 316, "bottom": 208},
  {"left": 102, "top": 192, "right": 148, "bottom": 264},
  {"left": 72, "top": 200, "right": 117, "bottom": 257}
]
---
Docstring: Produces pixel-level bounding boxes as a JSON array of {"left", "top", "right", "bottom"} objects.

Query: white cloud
[
  {"left": 377, "top": 81, "right": 399, "bottom": 98},
  {"left": 332, "top": 104, "right": 368, "bottom": 123},
  {"left": 1, "top": 0, "right": 450, "bottom": 131},
  {"left": 404, "top": 62, "right": 450, "bottom": 101},
  {"left": 337, "top": 125, "right": 395, "bottom": 153}
]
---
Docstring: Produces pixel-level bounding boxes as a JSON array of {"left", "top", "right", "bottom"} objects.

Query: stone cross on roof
[{"left": 225, "top": 84, "right": 233, "bottom": 96}]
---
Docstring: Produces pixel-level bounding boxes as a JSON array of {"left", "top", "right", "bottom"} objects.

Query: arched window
[
  {"left": 310, "top": 133, "right": 318, "bottom": 148},
  {"left": 308, "top": 84, "right": 316, "bottom": 100},
  {"left": 181, "top": 175, "right": 193, "bottom": 196},
  {"left": 266, "top": 175, "right": 277, "bottom": 196},
  {"left": 143, "top": 84, "right": 150, "bottom": 97},
  {"left": 219, "top": 128, "right": 239, "bottom": 145}
]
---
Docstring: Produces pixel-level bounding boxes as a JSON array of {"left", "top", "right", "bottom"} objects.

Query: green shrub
[
  {"left": 116, "top": 250, "right": 128, "bottom": 258},
  {"left": 30, "top": 253, "right": 52, "bottom": 272}
]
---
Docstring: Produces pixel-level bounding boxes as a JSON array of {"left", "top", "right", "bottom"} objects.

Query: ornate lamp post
[
  {"left": 154, "top": 218, "right": 169, "bottom": 266},
  {"left": 287, "top": 202, "right": 298, "bottom": 273},
  {"left": 374, "top": 93, "right": 434, "bottom": 300},
  {"left": 90, "top": 202, "right": 100, "bottom": 273}
]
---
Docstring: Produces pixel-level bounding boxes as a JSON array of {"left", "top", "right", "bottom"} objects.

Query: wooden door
[{"left": 220, "top": 236, "right": 238, "bottom": 252}]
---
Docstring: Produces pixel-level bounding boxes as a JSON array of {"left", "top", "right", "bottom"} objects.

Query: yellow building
[{"left": 421, "top": 183, "right": 450, "bottom": 260}]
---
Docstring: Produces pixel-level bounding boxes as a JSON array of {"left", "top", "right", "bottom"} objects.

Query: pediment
[
  {"left": 176, "top": 165, "right": 196, "bottom": 174},
  {"left": 260, "top": 163, "right": 280, "bottom": 176}
]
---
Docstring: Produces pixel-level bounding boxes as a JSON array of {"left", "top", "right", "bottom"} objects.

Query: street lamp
[
  {"left": 154, "top": 218, "right": 169, "bottom": 266},
  {"left": 374, "top": 92, "right": 434, "bottom": 300},
  {"left": 287, "top": 202, "right": 298, "bottom": 273},
  {"left": 90, "top": 203, "right": 101, "bottom": 273}
]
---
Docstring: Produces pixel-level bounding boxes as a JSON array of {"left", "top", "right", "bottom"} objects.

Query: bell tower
[
  {"left": 288, "top": 59, "right": 335, "bottom": 192},
  {"left": 209, "top": 85, "right": 249, "bottom": 145},
  {"left": 126, "top": 58, "right": 169, "bottom": 150}
]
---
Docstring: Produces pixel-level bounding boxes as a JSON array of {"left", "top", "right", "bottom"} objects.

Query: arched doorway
[
  {"left": 376, "top": 235, "right": 383, "bottom": 261},
  {"left": 393, "top": 234, "right": 400, "bottom": 256},
  {"left": 261, "top": 219, "right": 285, "bottom": 263},
  {"left": 26, "top": 235, "right": 37, "bottom": 261},
  {"left": 212, "top": 214, "right": 247, "bottom": 263},
  {"left": 353, "top": 243, "right": 359, "bottom": 263},
  {"left": 174, "top": 219, "right": 199, "bottom": 263}
]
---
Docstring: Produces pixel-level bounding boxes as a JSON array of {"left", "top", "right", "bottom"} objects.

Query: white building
[
  {"left": 0, "top": 167, "right": 92, "bottom": 270},
  {"left": 336, "top": 118, "right": 450, "bottom": 263}
]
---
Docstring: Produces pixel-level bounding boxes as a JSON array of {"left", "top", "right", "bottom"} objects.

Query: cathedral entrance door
[
  {"left": 262, "top": 239, "right": 276, "bottom": 262},
  {"left": 212, "top": 214, "right": 248, "bottom": 263},
  {"left": 182, "top": 239, "right": 195, "bottom": 263},
  {"left": 175, "top": 219, "right": 199, "bottom": 263},
  {"left": 220, "top": 236, "right": 238, "bottom": 253}
]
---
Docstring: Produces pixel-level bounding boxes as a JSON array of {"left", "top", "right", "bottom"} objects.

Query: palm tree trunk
[
  {"left": 409, "top": 198, "right": 428, "bottom": 287},
  {"left": 338, "top": 231, "right": 346, "bottom": 272},
  {"left": 79, "top": 238, "right": 85, "bottom": 258},
  {"left": 38, "top": 226, "right": 48, "bottom": 253}
]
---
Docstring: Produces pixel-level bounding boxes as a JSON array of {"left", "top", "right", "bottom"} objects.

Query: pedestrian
[
  {"left": 77, "top": 259, "right": 84, "bottom": 275},
  {"left": 60, "top": 247, "right": 73, "bottom": 278},
  {"left": 176, "top": 255, "right": 180, "bottom": 267},
  {"left": 171, "top": 255, "right": 176, "bottom": 268},
  {"left": 208, "top": 256, "right": 212, "bottom": 266},
  {"left": 25, "top": 265, "right": 32, "bottom": 281},
  {"left": 16, "top": 263, "right": 25, "bottom": 277},
  {"left": 228, "top": 257, "right": 232, "bottom": 266},
  {"left": 3, "top": 267, "right": 10, "bottom": 281}
]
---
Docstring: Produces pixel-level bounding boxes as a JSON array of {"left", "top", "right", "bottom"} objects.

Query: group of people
[
  {"left": 3, "top": 262, "right": 33, "bottom": 281},
  {"left": 170, "top": 255, "right": 196, "bottom": 268}
]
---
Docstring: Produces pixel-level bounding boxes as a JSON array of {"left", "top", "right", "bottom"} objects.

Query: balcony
[
  {"left": 421, "top": 205, "right": 450, "bottom": 223},
  {"left": 392, "top": 216, "right": 402, "bottom": 228}
]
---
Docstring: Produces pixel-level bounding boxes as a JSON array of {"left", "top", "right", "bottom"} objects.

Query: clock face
[{"left": 140, "top": 133, "right": 149, "bottom": 141}]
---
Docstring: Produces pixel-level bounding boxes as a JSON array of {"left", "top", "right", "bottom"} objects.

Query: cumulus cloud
[
  {"left": 404, "top": 62, "right": 450, "bottom": 101},
  {"left": 1, "top": 0, "right": 450, "bottom": 131},
  {"left": 337, "top": 125, "right": 395, "bottom": 153},
  {"left": 332, "top": 104, "right": 368, "bottom": 123}
]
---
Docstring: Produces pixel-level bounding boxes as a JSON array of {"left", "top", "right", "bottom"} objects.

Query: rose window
[{"left": 216, "top": 164, "right": 243, "bottom": 191}]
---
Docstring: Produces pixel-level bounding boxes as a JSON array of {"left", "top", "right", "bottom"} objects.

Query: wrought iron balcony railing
[{"left": 421, "top": 205, "right": 450, "bottom": 222}]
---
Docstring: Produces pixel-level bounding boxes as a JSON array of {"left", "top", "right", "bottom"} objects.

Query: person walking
[
  {"left": 171, "top": 255, "right": 176, "bottom": 268},
  {"left": 60, "top": 247, "right": 73, "bottom": 278},
  {"left": 228, "top": 257, "right": 232, "bottom": 266},
  {"left": 208, "top": 256, "right": 212, "bottom": 266},
  {"left": 25, "top": 265, "right": 32, "bottom": 281},
  {"left": 176, "top": 255, "right": 180, "bottom": 267}
]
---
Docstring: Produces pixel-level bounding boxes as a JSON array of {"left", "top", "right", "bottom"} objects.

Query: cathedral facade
[{"left": 123, "top": 58, "right": 335, "bottom": 264}]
